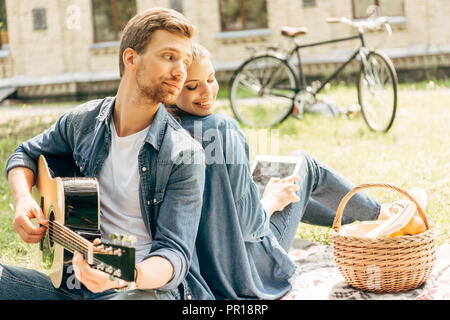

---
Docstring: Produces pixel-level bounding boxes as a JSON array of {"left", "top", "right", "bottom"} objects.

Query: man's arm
[
  {"left": 5, "top": 112, "right": 73, "bottom": 182},
  {"left": 5, "top": 112, "right": 73, "bottom": 243},
  {"left": 71, "top": 252, "right": 173, "bottom": 292},
  {"left": 134, "top": 256, "right": 173, "bottom": 289},
  {"left": 71, "top": 149, "right": 206, "bottom": 292},
  {"left": 8, "top": 167, "right": 48, "bottom": 243},
  {"left": 144, "top": 157, "right": 205, "bottom": 291}
]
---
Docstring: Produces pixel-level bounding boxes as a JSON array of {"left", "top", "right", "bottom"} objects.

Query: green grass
[
  {"left": 0, "top": 115, "right": 67, "bottom": 267},
  {"left": 1, "top": 83, "right": 449, "bottom": 268},
  {"left": 215, "top": 83, "right": 450, "bottom": 246}
]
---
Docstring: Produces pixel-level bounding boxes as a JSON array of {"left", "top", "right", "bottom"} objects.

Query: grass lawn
[
  {"left": 0, "top": 82, "right": 449, "bottom": 268},
  {"left": 215, "top": 81, "right": 450, "bottom": 246}
]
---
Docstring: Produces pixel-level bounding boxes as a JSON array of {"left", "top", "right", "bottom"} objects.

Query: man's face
[{"left": 134, "top": 30, "right": 192, "bottom": 106}]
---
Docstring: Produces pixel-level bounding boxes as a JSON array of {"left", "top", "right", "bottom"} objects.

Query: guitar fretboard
[{"left": 47, "top": 220, "right": 94, "bottom": 261}]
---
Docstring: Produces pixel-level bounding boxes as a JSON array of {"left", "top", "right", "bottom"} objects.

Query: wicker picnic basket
[{"left": 330, "top": 183, "right": 436, "bottom": 293}]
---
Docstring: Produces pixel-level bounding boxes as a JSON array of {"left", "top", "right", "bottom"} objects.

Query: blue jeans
[
  {"left": 0, "top": 264, "right": 181, "bottom": 300},
  {"left": 269, "top": 150, "right": 381, "bottom": 252}
]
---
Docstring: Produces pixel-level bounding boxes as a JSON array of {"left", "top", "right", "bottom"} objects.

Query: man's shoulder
[
  {"left": 63, "top": 98, "right": 108, "bottom": 126},
  {"left": 70, "top": 98, "right": 106, "bottom": 116}
]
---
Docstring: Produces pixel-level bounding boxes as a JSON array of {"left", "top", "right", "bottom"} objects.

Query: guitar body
[{"left": 32, "top": 155, "right": 100, "bottom": 288}]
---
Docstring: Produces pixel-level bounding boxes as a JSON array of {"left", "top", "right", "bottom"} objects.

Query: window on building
[
  {"left": 32, "top": 8, "right": 47, "bottom": 31},
  {"left": 0, "top": 0, "right": 8, "bottom": 48},
  {"left": 170, "top": 0, "right": 183, "bottom": 14},
  {"left": 92, "top": 0, "right": 137, "bottom": 43},
  {"left": 352, "top": 0, "right": 404, "bottom": 19},
  {"left": 303, "top": 0, "right": 316, "bottom": 7},
  {"left": 219, "top": 0, "right": 268, "bottom": 32}
]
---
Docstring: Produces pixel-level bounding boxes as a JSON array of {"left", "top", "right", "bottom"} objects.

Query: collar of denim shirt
[{"left": 96, "top": 96, "right": 169, "bottom": 151}]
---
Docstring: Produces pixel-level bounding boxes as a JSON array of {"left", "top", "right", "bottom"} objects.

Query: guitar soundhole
[{"left": 48, "top": 211, "right": 55, "bottom": 247}]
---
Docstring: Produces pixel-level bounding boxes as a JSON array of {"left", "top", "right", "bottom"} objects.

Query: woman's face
[{"left": 176, "top": 56, "right": 219, "bottom": 116}]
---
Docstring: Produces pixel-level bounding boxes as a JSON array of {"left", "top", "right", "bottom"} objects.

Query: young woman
[{"left": 168, "top": 44, "right": 424, "bottom": 300}]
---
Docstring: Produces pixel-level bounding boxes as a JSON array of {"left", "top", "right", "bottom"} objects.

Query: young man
[{"left": 0, "top": 8, "right": 212, "bottom": 300}]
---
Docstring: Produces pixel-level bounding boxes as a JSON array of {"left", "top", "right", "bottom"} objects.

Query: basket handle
[{"left": 332, "top": 183, "right": 430, "bottom": 233}]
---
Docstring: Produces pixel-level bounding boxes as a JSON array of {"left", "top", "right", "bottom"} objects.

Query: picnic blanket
[{"left": 283, "top": 237, "right": 450, "bottom": 300}]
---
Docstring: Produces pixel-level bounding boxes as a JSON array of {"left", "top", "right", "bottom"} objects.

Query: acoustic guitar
[{"left": 31, "top": 154, "right": 136, "bottom": 288}]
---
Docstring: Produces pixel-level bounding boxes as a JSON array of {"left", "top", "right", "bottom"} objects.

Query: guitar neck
[
  {"left": 48, "top": 220, "right": 95, "bottom": 263},
  {"left": 47, "top": 219, "right": 135, "bottom": 281},
  {"left": 35, "top": 155, "right": 135, "bottom": 283}
]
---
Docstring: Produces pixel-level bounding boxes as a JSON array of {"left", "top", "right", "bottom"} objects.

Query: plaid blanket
[{"left": 283, "top": 238, "right": 450, "bottom": 300}]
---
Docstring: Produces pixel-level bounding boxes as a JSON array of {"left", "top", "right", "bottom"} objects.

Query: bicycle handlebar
[{"left": 326, "top": 16, "right": 392, "bottom": 35}]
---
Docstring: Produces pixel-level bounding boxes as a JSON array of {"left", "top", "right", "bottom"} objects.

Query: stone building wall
[{"left": 0, "top": 0, "right": 448, "bottom": 100}]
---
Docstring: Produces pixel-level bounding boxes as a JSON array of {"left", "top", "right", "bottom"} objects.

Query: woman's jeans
[{"left": 269, "top": 150, "right": 381, "bottom": 252}]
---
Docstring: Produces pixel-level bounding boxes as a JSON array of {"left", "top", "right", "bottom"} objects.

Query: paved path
[
  {"left": 0, "top": 105, "right": 75, "bottom": 125},
  {"left": 0, "top": 87, "right": 447, "bottom": 123}
]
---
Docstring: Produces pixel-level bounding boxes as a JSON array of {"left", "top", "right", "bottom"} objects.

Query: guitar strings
[
  {"left": 42, "top": 225, "right": 128, "bottom": 279},
  {"left": 47, "top": 221, "right": 124, "bottom": 256},
  {"left": 43, "top": 220, "right": 127, "bottom": 274},
  {"left": 46, "top": 220, "right": 91, "bottom": 249},
  {"left": 45, "top": 225, "right": 90, "bottom": 254},
  {"left": 44, "top": 221, "right": 117, "bottom": 265},
  {"left": 50, "top": 220, "right": 91, "bottom": 245},
  {"left": 45, "top": 229, "right": 89, "bottom": 255},
  {"left": 45, "top": 232, "right": 105, "bottom": 266},
  {"left": 45, "top": 222, "right": 103, "bottom": 260}
]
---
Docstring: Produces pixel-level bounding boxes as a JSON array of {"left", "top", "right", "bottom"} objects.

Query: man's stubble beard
[
  {"left": 136, "top": 71, "right": 179, "bottom": 106},
  {"left": 138, "top": 82, "right": 178, "bottom": 106}
]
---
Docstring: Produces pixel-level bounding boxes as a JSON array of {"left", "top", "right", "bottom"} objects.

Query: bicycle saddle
[{"left": 281, "top": 26, "right": 308, "bottom": 37}]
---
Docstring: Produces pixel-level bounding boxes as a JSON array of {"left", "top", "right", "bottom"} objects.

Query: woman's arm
[{"left": 260, "top": 176, "right": 300, "bottom": 217}]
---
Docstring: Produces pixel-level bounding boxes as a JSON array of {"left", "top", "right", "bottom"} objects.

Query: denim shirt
[
  {"left": 5, "top": 97, "right": 214, "bottom": 300},
  {"left": 178, "top": 113, "right": 298, "bottom": 300}
]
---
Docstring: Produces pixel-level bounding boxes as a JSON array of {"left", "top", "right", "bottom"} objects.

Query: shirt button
[{"left": 142, "top": 167, "right": 147, "bottom": 172}]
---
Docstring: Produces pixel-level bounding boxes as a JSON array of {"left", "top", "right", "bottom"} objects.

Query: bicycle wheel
[
  {"left": 229, "top": 55, "right": 298, "bottom": 127},
  {"left": 358, "top": 50, "right": 398, "bottom": 132}
]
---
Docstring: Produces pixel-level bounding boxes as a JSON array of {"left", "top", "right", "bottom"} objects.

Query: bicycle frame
[{"left": 288, "top": 32, "right": 366, "bottom": 95}]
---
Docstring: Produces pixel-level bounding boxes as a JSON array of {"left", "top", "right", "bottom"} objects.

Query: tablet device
[{"left": 251, "top": 155, "right": 303, "bottom": 198}]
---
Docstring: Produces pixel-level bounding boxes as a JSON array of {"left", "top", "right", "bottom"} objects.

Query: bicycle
[{"left": 229, "top": 16, "right": 398, "bottom": 132}]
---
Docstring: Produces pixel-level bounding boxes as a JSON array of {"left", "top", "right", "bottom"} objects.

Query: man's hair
[{"left": 119, "top": 7, "right": 195, "bottom": 77}]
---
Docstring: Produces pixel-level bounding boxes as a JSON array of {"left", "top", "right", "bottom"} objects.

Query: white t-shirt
[{"left": 98, "top": 120, "right": 152, "bottom": 263}]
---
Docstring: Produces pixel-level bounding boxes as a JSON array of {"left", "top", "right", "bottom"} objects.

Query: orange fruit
[
  {"left": 389, "top": 229, "right": 406, "bottom": 237},
  {"left": 403, "top": 216, "right": 426, "bottom": 235},
  {"left": 389, "top": 216, "right": 426, "bottom": 237}
]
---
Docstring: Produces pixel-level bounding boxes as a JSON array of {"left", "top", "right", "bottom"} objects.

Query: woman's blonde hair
[{"left": 191, "top": 42, "right": 210, "bottom": 61}]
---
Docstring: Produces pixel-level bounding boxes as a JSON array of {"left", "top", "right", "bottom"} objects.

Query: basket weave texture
[{"left": 330, "top": 183, "right": 436, "bottom": 293}]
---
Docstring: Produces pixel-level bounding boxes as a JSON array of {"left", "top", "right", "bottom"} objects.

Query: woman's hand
[{"left": 260, "top": 175, "right": 301, "bottom": 217}]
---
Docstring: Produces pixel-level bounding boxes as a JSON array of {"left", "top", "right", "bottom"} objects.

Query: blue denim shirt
[
  {"left": 5, "top": 97, "right": 214, "bottom": 300},
  {"left": 177, "top": 113, "right": 298, "bottom": 300}
]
